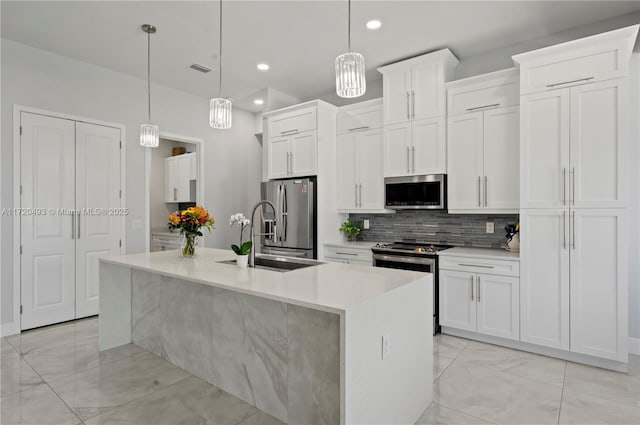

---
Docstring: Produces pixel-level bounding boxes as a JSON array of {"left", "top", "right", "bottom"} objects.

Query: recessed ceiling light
[
  {"left": 366, "top": 20, "right": 382, "bottom": 30},
  {"left": 254, "top": 99, "right": 264, "bottom": 105},
  {"left": 257, "top": 63, "right": 270, "bottom": 71},
  {"left": 189, "top": 63, "right": 213, "bottom": 73}
]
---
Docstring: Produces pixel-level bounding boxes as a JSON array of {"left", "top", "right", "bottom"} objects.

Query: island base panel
[{"left": 130, "top": 269, "right": 339, "bottom": 425}]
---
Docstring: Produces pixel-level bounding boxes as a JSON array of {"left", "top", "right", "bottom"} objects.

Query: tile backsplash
[{"left": 349, "top": 210, "right": 519, "bottom": 249}]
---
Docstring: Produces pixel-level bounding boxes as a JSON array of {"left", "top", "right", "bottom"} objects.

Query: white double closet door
[{"left": 20, "top": 112, "right": 122, "bottom": 330}]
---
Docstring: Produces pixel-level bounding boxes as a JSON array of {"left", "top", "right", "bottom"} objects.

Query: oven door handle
[{"left": 372, "top": 253, "right": 435, "bottom": 267}]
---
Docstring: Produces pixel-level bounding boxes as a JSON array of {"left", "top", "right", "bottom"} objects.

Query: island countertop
[{"left": 101, "top": 248, "right": 428, "bottom": 314}]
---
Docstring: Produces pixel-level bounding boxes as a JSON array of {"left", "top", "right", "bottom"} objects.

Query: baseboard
[
  {"left": 1, "top": 321, "right": 20, "bottom": 337},
  {"left": 629, "top": 337, "right": 640, "bottom": 355},
  {"left": 442, "top": 327, "right": 629, "bottom": 372}
]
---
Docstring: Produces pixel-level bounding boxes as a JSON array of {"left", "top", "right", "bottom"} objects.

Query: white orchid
[
  {"left": 229, "top": 213, "right": 250, "bottom": 227},
  {"left": 229, "top": 213, "right": 252, "bottom": 255}
]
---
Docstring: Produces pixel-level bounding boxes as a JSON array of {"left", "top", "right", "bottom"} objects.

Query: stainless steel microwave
[{"left": 384, "top": 174, "right": 446, "bottom": 210}]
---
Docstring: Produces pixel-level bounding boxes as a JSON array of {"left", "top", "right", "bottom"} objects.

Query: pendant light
[
  {"left": 335, "top": 0, "right": 366, "bottom": 98},
  {"left": 209, "top": 0, "right": 232, "bottom": 129},
  {"left": 140, "top": 24, "right": 159, "bottom": 148}
]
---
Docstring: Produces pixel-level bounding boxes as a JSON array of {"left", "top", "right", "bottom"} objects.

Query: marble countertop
[
  {"left": 439, "top": 247, "right": 520, "bottom": 260},
  {"left": 101, "top": 248, "right": 428, "bottom": 314}
]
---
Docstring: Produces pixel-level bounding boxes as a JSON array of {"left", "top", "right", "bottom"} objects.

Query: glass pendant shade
[
  {"left": 335, "top": 52, "right": 366, "bottom": 98},
  {"left": 209, "top": 97, "right": 232, "bottom": 129},
  {"left": 139, "top": 124, "right": 159, "bottom": 148}
]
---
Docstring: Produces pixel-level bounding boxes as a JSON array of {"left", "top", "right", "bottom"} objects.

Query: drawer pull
[
  {"left": 546, "top": 77, "right": 593, "bottom": 88},
  {"left": 335, "top": 252, "right": 358, "bottom": 256},
  {"left": 280, "top": 129, "right": 299, "bottom": 135},
  {"left": 466, "top": 103, "right": 500, "bottom": 111},
  {"left": 458, "top": 263, "right": 494, "bottom": 269},
  {"left": 348, "top": 126, "right": 370, "bottom": 132}
]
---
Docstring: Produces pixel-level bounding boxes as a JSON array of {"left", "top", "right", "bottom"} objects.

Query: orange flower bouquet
[{"left": 168, "top": 206, "right": 215, "bottom": 257}]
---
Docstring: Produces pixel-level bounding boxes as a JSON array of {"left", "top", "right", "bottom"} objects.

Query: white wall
[{"left": 1, "top": 39, "right": 262, "bottom": 330}]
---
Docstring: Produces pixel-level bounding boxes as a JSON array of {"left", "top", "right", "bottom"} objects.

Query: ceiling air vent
[{"left": 189, "top": 63, "right": 213, "bottom": 73}]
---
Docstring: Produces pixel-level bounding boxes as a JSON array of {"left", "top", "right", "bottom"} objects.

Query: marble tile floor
[{"left": 1, "top": 318, "right": 638, "bottom": 425}]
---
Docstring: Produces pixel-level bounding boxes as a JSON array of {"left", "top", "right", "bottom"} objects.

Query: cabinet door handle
[
  {"left": 411, "top": 90, "right": 416, "bottom": 118},
  {"left": 484, "top": 176, "right": 488, "bottom": 207},
  {"left": 407, "top": 146, "right": 411, "bottom": 173},
  {"left": 336, "top": 252, "right": 358, "bottom": 256},
  {"left": 563, "top": 211, "right": 567, "bottom": 250},
  {"left": 466, "top": 103, "right": 500, "bottom": 112},
  {"left": 458, "top": 263, "right": 494, "bottom": 269},
  {"left": 562, "top": 168, "right": 567, "bottom": 206},
  {"left": 546, "top": 77, "right": 593, "bottom": 88},
  {"left": 174, "top": 188, "right": 177, "bottom": 201},
  {"left": 478, "top": 177, "right": 481, "bottom": 207},
  {"left": 71, "top": 214, "right": 75, "bottom": 240},
  {"left": 571, "top": 167, "right": 575, "bottom": 206},
  {"left": 290, "top": 152, "right": 294, "bottom": 175},
  {"left": 359, "top": 183, "right": 363, "bottom": 207},
  {"left": 348, "top": 126, "right": 369, "bottom": 132},
  {"left": 477, "top": 276, "right": 481, "bottom": 302},
  {"left": 470, "top": 275, "right": 474, "bottom": 301},
  {"left": 406, "top": 92, "right": 410, "bottom": 120},
  {"left": 77, "top": 212, "right": 81, "bottom": 240},
  {"left": 280, "top": 129, "right": 298, "bottom": 135},
  {"left": 412, "top": 146, "right": 416, "bottom": 173},
  {"left": 572, "top": 211, "right": 576, "bottom": 250}
]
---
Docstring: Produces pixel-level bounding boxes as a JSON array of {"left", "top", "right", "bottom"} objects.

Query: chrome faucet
[{"left": 249, "top": 200, "right": 277, "bottom": 267}]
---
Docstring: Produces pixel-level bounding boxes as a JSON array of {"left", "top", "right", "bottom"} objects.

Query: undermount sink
[{"left": 218, "top": 254, "right": 323, "bottom": 272}]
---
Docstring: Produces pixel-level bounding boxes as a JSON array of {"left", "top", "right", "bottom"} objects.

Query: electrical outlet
[
  {"left": 382, "top": 333, "right": 391, "bottom": 360},
  {"left": 364, "top": 219, "right": 370, "bottom": 229},
  {"left": 486, "top": 222, "right": 495, "bottom": 234}
]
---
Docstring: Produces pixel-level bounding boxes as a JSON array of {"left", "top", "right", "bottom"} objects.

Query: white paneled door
[
  {"left": 20, "top": 113, "right": 76, "bottom": 330},
  {"left": 20, "top": 112, "right": 122, "bottom": 330},
  {"left": 75, "top": 122, "right": 121, "bottom": 318}
]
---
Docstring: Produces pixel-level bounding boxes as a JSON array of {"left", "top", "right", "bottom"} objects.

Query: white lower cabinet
[
  {"left": 439, "top": 256, "right": 520, "bottom": 341},
  {"left": 520, "top": 208, "right": 628, "bottom": 361},
  {"left": 323, "top": 243, "right": 373, "bottom": 265}
]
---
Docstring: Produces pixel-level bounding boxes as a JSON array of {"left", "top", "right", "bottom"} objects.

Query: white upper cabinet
[
  {"left": 265, "top": 103, "right": 322, "bottom": 179},
  {"left": 570, "top": 79, "right": 628, "bottom": 208},
  {"left": 379, "top": 49, "right": 458, "bottom": 177},
  {"left": 513, "top": 26, "right": 637, "bottom": 95},
  {"left": 516, "top": 25, "right": 636, "bottom": 209},
  {"left": 446, "top": 69, "right": 520, "bottom": 213},
  {"left": 521, "top": 80, "right": 627, "bottom": 209},
  {"left": 335, "top": 99, "right": 389, "bottom": 213},
  {"left": 165, "top": 153, "right": 196, "bottom": 203}
]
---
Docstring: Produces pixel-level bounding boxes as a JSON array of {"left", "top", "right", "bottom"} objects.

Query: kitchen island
[{"left": 99, "top": 248, "right": 432, "bottom": 425}]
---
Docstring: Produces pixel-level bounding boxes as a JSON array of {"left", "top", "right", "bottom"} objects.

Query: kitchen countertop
[
  {"left": 438, "top": 246, "right": 520, "bottom": 260},
  {"left": 101, "top": 248, "right": 428, "bottom": 314}
]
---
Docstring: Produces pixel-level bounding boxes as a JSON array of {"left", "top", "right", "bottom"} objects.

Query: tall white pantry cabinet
[{"left": 515, "top": 25, "right": 638, "bottom": 363}]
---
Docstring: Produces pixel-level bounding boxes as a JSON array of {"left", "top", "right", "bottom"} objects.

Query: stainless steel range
[{"left": 371, "top": 240, "right": 453, "bottom": 335}]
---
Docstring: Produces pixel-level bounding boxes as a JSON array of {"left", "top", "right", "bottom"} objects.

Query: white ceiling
[{"left": 3, "top": 1, "right": 640, "bottom": 112}]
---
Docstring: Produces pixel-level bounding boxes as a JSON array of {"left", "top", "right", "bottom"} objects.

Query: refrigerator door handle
[
  {"left": 276, "top": 184, "right": 282, "bottom": 242},
  {"left": 282, "top": 184, "right": 288, "bottom": 242}
]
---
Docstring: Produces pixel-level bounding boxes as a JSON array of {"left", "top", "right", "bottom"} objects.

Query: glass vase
[{"left": 182, "top": 232, "right": 198, "bottom": 257}]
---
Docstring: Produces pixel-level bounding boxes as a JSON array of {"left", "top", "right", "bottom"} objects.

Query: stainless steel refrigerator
[{"left": 260, "top": 177, "right": 316, "bottom": 259}]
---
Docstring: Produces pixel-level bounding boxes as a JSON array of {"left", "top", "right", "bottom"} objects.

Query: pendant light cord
[
  {"left": 147, "top": 30, "right": 151, "bottom": 123},
  {"left": 347, "top": 0, "right": 351, "bottom": 52},
  {"left": 218, "top": 0, "right": 223, "bottom": 97}
]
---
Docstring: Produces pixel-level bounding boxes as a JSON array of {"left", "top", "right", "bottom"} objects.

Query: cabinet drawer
[
  {"left": 448, "top": 82, "right": 519, "bottom": 116},
  {"left": 324, "top": 245, "right": 373, "bottom": 264},
  {"left": 268, "top": 107, "right": 316, "bottom": 137},
  {"left": 517, "top": 47, "right": 629, "bottom": 95},
  {"left": 439, "top": 256, "right": 519, "bottom": 277},
  {"left": 337, "top": 105, "right": 382, "bottom": 134}
]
